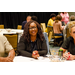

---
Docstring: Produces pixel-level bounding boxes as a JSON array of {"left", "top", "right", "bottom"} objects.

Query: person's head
[
  {"left": 31, "top": 16, "right": 38, "bottom": 22},
  {"left": 64, "top": 12, "right": 67, "bottom": 14},
  {"left": 23, "top": 20, "right": 44, "bottom": 42},
  {"left": 50, "top": 13, "right": 56, "bottom": 20},
  {"left": 55, "top": 15, "right": 62, "bottom": 23},
  {"left": 26, "top": 16, "right": 31, "bottom": 22},
  {"left": 69, "top": 15, "right": 75, "bottom": 21},
  {"left": 69, "top": 21, "right": 75, "bottom": 40},
  {"left": 61, "top": 12, "right": 64, "bottom": 14},
  {"left": 61, "top": 12, "right": 67, "bottom": 14}
]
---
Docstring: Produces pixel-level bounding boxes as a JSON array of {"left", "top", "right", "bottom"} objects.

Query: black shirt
[
  {"left": 30, "top": 40, "right": 37, "bottom": 53},
  {"left": 22, "top": 21, "right": 27, "bottom": 29},
  {"left": 17, "top": 36, "right": 47, "bottom": 57},
  {"left": 61, "top": 36, "right": 75, "bottom": 55}
]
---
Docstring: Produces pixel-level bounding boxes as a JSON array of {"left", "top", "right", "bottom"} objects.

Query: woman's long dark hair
[{"left": 22, "top": 20, "right": 44, "bottom": 42}]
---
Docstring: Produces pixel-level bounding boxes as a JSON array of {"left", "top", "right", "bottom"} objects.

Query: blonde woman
[{"left": 60, "top": 21, "right": 75, "bottom": 60}]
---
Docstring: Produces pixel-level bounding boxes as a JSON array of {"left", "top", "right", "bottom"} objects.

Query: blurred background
[{"left": 0, "top": 12, "right": 58, "bottom": 28}]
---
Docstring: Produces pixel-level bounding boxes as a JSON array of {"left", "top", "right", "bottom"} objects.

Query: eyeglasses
[
  {"left": 29, "top": 27, "right": 37, "bottom": 30},
  {"left": 73, "top": 31, "right": 75, "bottom": 34}
]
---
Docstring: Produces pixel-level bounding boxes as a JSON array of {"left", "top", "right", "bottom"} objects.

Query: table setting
[
  {"left": 13, "top": 54, "right": 75, "bottom": 62},
  {"left": 0, "top": 29, "right": 24, "bottom": 42}
]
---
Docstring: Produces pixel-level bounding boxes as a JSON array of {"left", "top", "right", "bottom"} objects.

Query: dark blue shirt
[{"left": 22, "top": 21, "right": 27, "bottom": 29}]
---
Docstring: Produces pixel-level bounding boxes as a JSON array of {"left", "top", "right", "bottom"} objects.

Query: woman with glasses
[
  {"left": 60, "top": 21, "right": 75, "bottom": 60},
  {"left": 17, "top": 20, "right": 47, "bottom": 59}
]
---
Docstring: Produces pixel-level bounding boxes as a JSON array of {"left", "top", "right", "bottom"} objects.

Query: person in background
[
  {"left": 17, "top": 20, "right": 47, "bottom": 59},
  {"left": 53, "top": 15, "right": 65, "bottom": 36},
  {"left": 60, "top": 12, "right": 69, "bottom": 25},
  {"left": 63, "top": 15, "right": 75, "bottom": 41},
  {"left": 60, "top": 21, "right": 75, "bottom": 60},
  {"left": 45, "top": 13, "right": 56, "bottom": 43},
  {"left": 22, "top": 16, "right": 31, "bottom": 29},
  {"left": 47, "top": 13, "right": 56, "bottom": 26},
  {"left": 31, "top": 16, "right": 38, "bottom": 21},
  {"left": 53, "top": 15, "right": 65, "bottom": 46},
  {"left": 0, "top": 34, "right": 15, "bottom": 62}
]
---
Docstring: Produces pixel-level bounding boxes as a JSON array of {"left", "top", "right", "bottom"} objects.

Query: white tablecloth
[
  {"left": 13, "top": 56, "right": 75, "bottom": 62},
  {"left": 0, "top": 29, "right": 23, "bottom": 42},
  {"left": 13, "top": 56, "right": 51, "bottom": 62}
]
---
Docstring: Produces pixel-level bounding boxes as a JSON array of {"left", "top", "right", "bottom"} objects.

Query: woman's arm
[
  {"left": 0, "top": 49, "right": 15, "bottom": 62},
  {"left": 17, "top": 36, "right": 32, "bottom": 57},
  {"left": 38, "top": 38, "right": 48, "bottom": 56},
  {"left": 60, "top": 13, "right": 65, "bottom": 19},
  {"left": 8, "top": 49, "right": 15, "bottom": 60},
  {"left": 59, "top": 21, "right": 64, "bottom": 31}
]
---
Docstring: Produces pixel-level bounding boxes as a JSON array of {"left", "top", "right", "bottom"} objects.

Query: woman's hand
[
  {"left": 63, "top": 52, "right": 75, "bottom": 60},
  {"left": 0, "top": 57, "right": 13, "bottom": 62},
  {"left": 4, "top": 57, "right": 13, "bottom": 62},
  {"left": 32, "top": 50, "right": 39, "bottom": 59}
]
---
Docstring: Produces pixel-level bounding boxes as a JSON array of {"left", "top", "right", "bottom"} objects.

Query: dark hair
[
  {"left": 55, "top": 15, "right": 62, "bottom": 23},
  {"left": 22, "top": 20, "right": 44, "bottom": 42},
  {"left": 50, "top": 13, "right": 56, "bottom": 18},
  {"left": 31, "top": 16, "right": 38, "bottom": 21},
  {"left": 61, "top": 12, "right": 64, "bottom": 14}
]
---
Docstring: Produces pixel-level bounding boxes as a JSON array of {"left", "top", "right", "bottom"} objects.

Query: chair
[
  {"left": 4, "top": 34, "right": 18, "bottom": 51},
  {"left": 47, "top": 26, "right": 63, "bottom": 46},
  {"left": 51, "top": 31, "right": 63, "bottom": 46},
  {"left": 47, "top": 26, "right": 53, "bottom": 42},
  {"left": 66, "top": 28, "right": 70, "bottom": 38},
  {"left": 40, "top": 23, "right": 46, "bottom": 32},
  {"left": 0, "top": 25, "right": 4, "bottom": 29},
  {"left": 17, "top": 25, "right": 22, "bottom": 29}
]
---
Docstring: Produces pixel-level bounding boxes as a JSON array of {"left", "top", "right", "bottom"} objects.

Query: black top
[
  {"left": 17, "top": 36, "right": 47, "bottom": 57},
  {"left": 22, "top": 21, "right": 27, "bottom": 29},
  {"left": 30, "top": 40, "right": 37, "bottom": 52},
  {"left": 61, "top": 36, "right": 75, "bottom": 55}
]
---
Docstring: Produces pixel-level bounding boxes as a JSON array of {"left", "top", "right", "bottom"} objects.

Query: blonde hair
[
  {"left": 68, "top": 21, "right": 75, "bottom": 33},
  {"left": 69, "top": 15, "right": 75, "bottom": 21}
]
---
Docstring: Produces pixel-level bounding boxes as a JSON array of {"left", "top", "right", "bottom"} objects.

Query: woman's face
[
  {"left": 29, "top": 22, "right": 38, "bottom": 36},
  {"left": 70, "top": 26, "right": 75, "bottom": 40}
]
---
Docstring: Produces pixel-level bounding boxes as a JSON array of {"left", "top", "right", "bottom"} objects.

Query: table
[
  {"left": 13, "top": 56, "right": 51, "bottom": 62},
  {"left": 0, "top": 29, "right": 23, "bottom": 42},
  {"left": 13, "top": 55, "right": 75, "bottom": 62}
]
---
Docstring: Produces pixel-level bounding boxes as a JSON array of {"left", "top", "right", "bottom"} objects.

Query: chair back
[
  {"left": 47, "top": 26, "right": 53, "bottom": 42},
  {"left": 40, "top": 23, "right": 46, "bottom": 32},
  {"left": 66, "top": 28, "right": 70, "bottom": 38},
  {"left": 4, "top": 34, "right": 18, "bottom": 51},
  {"left": 0, "top": 25, "right": 4, "bottom": 29},
  {"left": 47, "top": 26, "right": 53, "bottom": 35},
  {"left": 17, "top": 25, "right": 22, "bottom": 29}
]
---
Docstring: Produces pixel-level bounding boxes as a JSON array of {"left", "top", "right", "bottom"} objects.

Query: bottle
[{"left": 58, "top": 49, "right": 63, "bottom": 59}]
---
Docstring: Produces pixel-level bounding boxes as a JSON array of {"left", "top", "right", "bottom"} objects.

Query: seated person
[
  {"left": 31, "top": 16, "right": 50, "bottom": 54},
  {"left": 22, "top": 16, "right": 31, "bottom": 29},
  {"left": 53, "top": 15, "right": 65, "bottom": 36},
  {"left": 47, "top": 13, "right": 56, "bottom": 26},
  {"left": 17, "top": 20, "right": 47, "bottom": 59},
  {"left": 31, "top": 16, "right": 38, "bottom": 21},
  {"left": 63, "top": 15, "right": 75, "bottom": 41},
  {"left": 60, "top": 21, "right": 75, "bottom": 60},
  {"left": 0, "top": 34, "right": 15, "bottom": 62}
]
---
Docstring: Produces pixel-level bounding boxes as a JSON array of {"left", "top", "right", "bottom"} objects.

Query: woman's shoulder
[
  {"left": 37, "top": 37, "right": 45, "bottom": 42},
  {"left": 66, "top": 36, "right": 73, "bottom": 41},
  {"left": 19, "top": 36, "right": 26, "bottom": 42}
]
